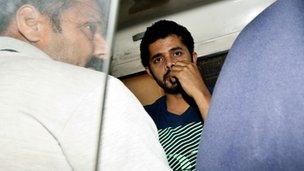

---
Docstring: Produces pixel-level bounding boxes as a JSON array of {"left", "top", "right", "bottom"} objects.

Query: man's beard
[
  {"left": 152, "top": 69, "right": 183, "bottom": 94},
  {"left": 85, "top": 56, "right": 104, "bottom": 71}
]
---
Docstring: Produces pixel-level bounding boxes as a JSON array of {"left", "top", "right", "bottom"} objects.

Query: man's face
[
  {"left": 42, "top": 0, "right": 106, "bottom": 66},
  {"left": 147, "top": 34, "right": 193, "bottom": 94}
]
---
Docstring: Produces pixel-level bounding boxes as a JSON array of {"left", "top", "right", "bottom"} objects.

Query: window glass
[{"left": 0, "top": 0, "right": 118, "bottom": 170}]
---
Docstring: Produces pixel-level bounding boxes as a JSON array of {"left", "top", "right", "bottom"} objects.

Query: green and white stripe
[{"left": 158, "top": 122, "right": 203, "bottom": 171}]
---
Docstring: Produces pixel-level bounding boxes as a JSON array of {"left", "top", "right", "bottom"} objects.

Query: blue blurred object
[{"left": 196, "top": 0, "right": 304, "bottom": 170}]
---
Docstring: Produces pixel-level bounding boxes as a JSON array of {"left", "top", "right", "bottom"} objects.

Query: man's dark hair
[
  {"left": 140, "top": 20, "right": 194, "bottom": 68},
  {"left": 0, "top": 0, "right": 73, "bottom": 34}
]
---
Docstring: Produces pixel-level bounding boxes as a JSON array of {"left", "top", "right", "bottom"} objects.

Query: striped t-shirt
[{"left": 145, "top": 96, "right": 203, "bottom": 170}]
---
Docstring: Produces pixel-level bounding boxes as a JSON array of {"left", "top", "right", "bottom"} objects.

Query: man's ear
[
  {"left": 192, "top": 52, "right": 198, "bottom": 64},
  {"left": 16, "top": 5, "right": 45, "bottom": 42}
]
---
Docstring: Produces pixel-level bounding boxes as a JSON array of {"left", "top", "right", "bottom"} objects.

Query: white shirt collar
[{"left": 0, "top": 36, "right": 51, "bottom": 60}]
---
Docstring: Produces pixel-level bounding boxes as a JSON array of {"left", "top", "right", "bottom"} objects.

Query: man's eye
[
  {"left": 173, "top": 51, "right": 182, "bottom": 57},
  {"left": 86, "top": 23, "right": 97, "bottom": 34},
  {"left": 153, "top": 57, "right": 163, "bottom": 64},
  {"left": 81, "top": 23, "right": 97, "bottom": 40}
]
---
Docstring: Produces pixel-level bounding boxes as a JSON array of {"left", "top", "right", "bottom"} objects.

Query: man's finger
[
  {"left": 171, "top": 65, "right": 186, "bottom": 71},
  {"left": 174, "top": 61, "right": 191, "bottom": 67}
]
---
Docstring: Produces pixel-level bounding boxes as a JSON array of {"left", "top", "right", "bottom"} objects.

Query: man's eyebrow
[
  {"left": 86, "top": 14, "right": 102, "bottom": 23},
  {"left": 89, "top": 21, "right": 103, "bottom": 26},
  {"left": 151, "top": 53, "right": 162, "bottom": 60},
  {"left": 169, "top": 47, "right": 183, "bottom": 52}
]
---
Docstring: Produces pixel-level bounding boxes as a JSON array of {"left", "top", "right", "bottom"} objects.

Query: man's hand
[{"left": 170, "top": 61, "right": 211, "bottom": 120}]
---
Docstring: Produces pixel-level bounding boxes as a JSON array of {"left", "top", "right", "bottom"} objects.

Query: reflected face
[
  {"left": 147, "top": 34, "right": 193, "bottom": 93},
  {"left": 43, "top": 0, "right": 107, "bottom": 66}
]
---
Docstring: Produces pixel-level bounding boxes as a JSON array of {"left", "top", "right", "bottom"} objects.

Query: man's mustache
[
  {"left": 164, "top": 69, "right": 171, "bottom": 79},
  {"left": 163, "top": 68, "right": 178, "bottom": 84}
]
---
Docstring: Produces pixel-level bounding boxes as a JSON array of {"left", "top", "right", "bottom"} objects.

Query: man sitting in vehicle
[{"left": 140, "top": 20, "right": 211, "bottom": 170}]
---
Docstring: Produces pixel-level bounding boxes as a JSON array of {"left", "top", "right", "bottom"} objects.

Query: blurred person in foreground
[{"left": 0, "top": 0, "right": 171, "bottom": 170}]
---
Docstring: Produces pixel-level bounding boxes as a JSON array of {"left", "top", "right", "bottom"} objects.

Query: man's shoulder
[
  {"left": 0, "top": 51, "right": 111, "bottom": 97},
  {"left": 144, "top": 96, "right": 166, "bottom": 112},
  {"left": 42, "top": 59, "right": 107, "bottom": 80},
  {"left": 144, "top": 96, "right": 167, "bottom": 125}
]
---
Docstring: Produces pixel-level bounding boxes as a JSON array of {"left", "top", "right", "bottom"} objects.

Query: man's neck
[{"left": 166, "top": 93, "right": 190, "bottom": 115}]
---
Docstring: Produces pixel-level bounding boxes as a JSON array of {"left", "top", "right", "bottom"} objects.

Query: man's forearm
[{"left": 192, "top": 89, "right": 211, "bottom": 121}]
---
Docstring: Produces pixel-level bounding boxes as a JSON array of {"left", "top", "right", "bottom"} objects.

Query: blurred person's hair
[
  {"left": 0, "top": 0, "right": 110, "bottom": 35},
  {"left": 0, "top": 0, "right": 75, "bottom": 34}
]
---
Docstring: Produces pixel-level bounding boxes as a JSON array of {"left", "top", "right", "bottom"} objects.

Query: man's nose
[
  {"left": 93, "top": 34, "right": 108, "bottom": 58},
  {"left": 165, "top": 55, "right": 174, "bottom": 69}
]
